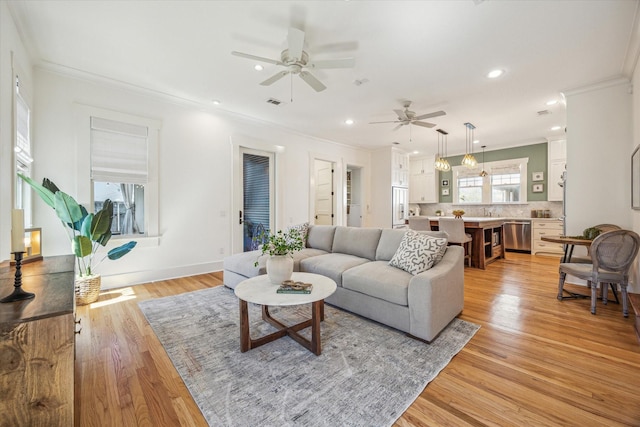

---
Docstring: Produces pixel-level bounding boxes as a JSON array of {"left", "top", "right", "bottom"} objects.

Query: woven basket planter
[{"left": 75, "top": 274, "right": 101, "bottom": 305}]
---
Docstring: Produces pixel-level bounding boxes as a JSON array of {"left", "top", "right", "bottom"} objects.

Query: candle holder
[{"left": 0, "top": 251, "right": 35, "bottom": 303}]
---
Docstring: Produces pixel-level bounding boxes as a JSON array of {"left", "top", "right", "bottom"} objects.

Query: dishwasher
[{"left": 504, "top": 220, "right": 532, "bottom": 252}]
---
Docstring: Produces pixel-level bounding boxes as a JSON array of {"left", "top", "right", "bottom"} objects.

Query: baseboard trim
[{"left": 100, "top": 261, "right": 223, "bottom": 290}]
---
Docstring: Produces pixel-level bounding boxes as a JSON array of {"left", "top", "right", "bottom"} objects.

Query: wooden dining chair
[
  {"left": 557, "top": 229, "right": 640, "bottom": 317},
  {"left": 438, "top": 218, "right": 472, "bottom": 267}
]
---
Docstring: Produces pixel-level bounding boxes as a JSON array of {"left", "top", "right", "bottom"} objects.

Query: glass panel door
[{"left": 241, "top": 149, "right": 274, "bottom": 252}]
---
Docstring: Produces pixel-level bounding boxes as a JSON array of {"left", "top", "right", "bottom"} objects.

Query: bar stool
[{"left": 438, "top": 218, "right": 472, "bottom": 267}]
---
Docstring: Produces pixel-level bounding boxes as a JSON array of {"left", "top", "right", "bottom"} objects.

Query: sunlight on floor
[{"left": 89, "top": 286, "right": 137, "bottom": 309}]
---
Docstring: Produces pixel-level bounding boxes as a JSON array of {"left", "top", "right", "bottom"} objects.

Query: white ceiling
[{"left": 8, "top": 0, "right": 640, "bottom": 156}]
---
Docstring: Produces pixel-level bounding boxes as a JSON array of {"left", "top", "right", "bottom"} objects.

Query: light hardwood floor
[{"left": 74, "top": 253, "right": 640, "bottom": 426}]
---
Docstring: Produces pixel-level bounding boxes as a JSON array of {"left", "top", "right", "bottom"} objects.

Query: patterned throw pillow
[
  {"left": 287, "top": 222, "right": 309, "bottom": 245},
  {"left": 389, "top": 230, "right": 448, "bottom": 275}
]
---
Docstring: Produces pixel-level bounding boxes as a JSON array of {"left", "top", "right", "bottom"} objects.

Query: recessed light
[
  {"left": 550, "top": 125, "right": 562, "bottom": 131},
  {"left": 546, "top": 99, "right": 558, "bottom": 106},
  {"left": 412, "top": 150, "right": 419, "bottom": 155},
  {"left": 473, "top": 140, "right": 480, "bottom": 144},
  {"left": 212, "top": 99, "right": 221, "bottom": 105},
  {"left": 487, "top": 69, "right": 504, "bottom": 79},
  {"left": 254, "top": 64, "right": 264, "bottom": 71},
  {"left": 344, "top": 119, "right": 354, "bottom": 125}
]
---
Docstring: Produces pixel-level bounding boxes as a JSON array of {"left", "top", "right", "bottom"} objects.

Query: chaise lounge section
[{"left": 223, "top": 225, "right": 464, "bottom": 342}]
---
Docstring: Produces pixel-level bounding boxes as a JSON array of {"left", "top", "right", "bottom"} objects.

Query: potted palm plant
[
  {"left": 18, "top": 174, "right": 137, "bottom": 304},
  {"left": 254, "top": 227, "right": 305, "bottom": 284}
]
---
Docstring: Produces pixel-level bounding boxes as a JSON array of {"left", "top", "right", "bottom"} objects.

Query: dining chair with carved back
[{"left": 557, "top": 229, "right": 640, "bottom": 317}]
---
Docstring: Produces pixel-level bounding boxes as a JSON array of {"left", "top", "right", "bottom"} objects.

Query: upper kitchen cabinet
[
  {"left": 391, "top": 148, "right": 409, "bottom": 187},
  {"left": 547, "top": 139, "right": 566, "bottom": 201},
  {"left": 409, "top": 156, "right": 438, "bottom": 203}
]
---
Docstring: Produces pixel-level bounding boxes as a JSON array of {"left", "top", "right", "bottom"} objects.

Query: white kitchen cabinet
[
  {"left": 547, "top": 139, "right": 566, "bottom": 202},
  {"left": 391, "top": 149, "right": 409, "bottom": 187},
  {"left": 532, "top": 219, "right": 564, "bottom": 255},
  {"left": 409, "top": 156, "right": 437, "bottom": 203}
]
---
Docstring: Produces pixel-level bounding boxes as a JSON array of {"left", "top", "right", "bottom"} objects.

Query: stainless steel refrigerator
[{"left": 392, "top": 186, "right": 409, "bottom": 229}]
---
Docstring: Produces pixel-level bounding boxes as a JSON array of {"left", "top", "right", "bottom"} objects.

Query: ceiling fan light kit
[
  {"left": 231, "top": 27, "right": 354, "bottom": 96},
  {"left": 461, "top": 122, "right": 478, "bottom": 168}
]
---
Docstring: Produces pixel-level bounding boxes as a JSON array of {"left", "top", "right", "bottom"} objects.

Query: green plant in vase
[
  {"left": 253, "top": 227, "right": 305, "bottom": 284},
  {"left": 18, "top": 174, "right": 136, "bottom": 302}
]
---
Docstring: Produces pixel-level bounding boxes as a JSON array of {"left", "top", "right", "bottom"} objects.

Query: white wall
[
  {"left": 0, "top": 3, "right": 34, "bottom": 261},
  {"left": 31, "top": 68, "right": 371, "bottom": 288},
  {"left": 565, "top": 78, "right": 636, "bottom": 290}
]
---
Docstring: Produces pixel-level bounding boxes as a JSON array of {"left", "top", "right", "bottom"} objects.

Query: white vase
[{"left": 266, "top": 255, "right": 294, "bottom": 284}]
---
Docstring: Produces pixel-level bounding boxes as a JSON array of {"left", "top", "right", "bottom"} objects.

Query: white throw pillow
[
  {"left": 286, "top": 222, "right": 309, "bottom": 244},
  {"left": 389, "top": 230, "right": 448, "bottom": 275}
]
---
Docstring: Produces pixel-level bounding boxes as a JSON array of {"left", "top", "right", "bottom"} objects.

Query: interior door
[
  {"left": 314, "top": 159, "right": 334, "bottom": 225},
  {"left": 239, "top": 148, "right": 274, "bottom": 252}
]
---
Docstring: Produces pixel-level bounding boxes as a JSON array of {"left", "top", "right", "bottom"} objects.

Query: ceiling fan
[
  {"left": 369, "top": 101, "right": 446, "bottom": 131},
  {"left": 231, "top": 27, "right": 355, "bottom": 92}
]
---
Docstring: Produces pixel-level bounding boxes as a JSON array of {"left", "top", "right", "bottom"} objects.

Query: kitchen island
[{"left": 410, "top": 216, "right": 506, "bottom": 269}]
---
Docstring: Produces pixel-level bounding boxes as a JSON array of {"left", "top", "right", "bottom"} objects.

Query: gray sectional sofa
[{"left": 223, "top": 225, "right": 464, "bottom": 342}]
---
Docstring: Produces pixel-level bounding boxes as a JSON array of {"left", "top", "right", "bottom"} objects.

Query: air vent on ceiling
[
  {"left": 266, "top": 98, "right": 283, "bottom": 106},
  {"left": 537, "top": 110, "right": 551, "bottom": 116}
]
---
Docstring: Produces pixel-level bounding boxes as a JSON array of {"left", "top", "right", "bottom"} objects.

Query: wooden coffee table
[{"left": 234, "top": 272, "right": 337, "bottom": 355}]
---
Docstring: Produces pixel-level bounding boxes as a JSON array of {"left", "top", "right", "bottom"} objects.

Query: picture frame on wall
[
  {"left": 532, "top": 183, "right": 544, "bottom": 193},
  {"left": 632, "top": 145, "right": 640, "bottom": 209},
  {"left": 442, "top": 179, "right": 449, "bottom": 186},
  {"left": 442, "top": 188, "right": 450, "bottom": 196},
  {"left": 532, "top": 171, "right": 544, "bottom": 181}
]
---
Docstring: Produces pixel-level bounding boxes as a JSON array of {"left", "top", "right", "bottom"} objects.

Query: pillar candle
[{"left": 11, "top": 209, "right": 25, "bottom": 253}]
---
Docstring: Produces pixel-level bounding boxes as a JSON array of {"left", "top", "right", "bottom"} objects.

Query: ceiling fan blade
[
  {"left": 260, "top": 71, "right": 289, "bottom": 86},
  {"left": 287, "top": 28, "right": 305, "bottom": 61},
  {"left": 231, "top": 51, "right": 283, "bottom": 66},
  {"left": 299, "top": 71, "right": 326, "bottom": 92},
  {"left": 308, "top": 57, "right": 355, "bottom": 69},
  {"left": 413, "top": 110, "right": 446, "bottom": 121},
  {"left": 369, "top": 120, "right": 403, "bottom": 124},
  {"left": 413, "top": 121, "right": 436, "bottom": 128},
  {"left": 392, "top": 124, "right": 405, "bottom": 131},
  {"left": 393, "top": 109, "right": 409, "bottom": 121}
]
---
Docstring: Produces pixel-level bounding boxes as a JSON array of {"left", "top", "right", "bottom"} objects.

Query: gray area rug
[{"left": 138, "top": 286, "right": 479, "bottom": 427}]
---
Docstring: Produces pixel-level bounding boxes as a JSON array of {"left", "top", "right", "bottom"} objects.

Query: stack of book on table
[{"left": 277, "top": 280, "right": 313, "bottom": 294}]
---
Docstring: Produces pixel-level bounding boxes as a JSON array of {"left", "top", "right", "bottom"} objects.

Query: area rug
[{"left": 138, "top": 286, "right": 479, "bottom": 427}]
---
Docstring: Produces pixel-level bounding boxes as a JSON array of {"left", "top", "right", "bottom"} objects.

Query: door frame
[
  {"left": 345, "top": 163, "right": 365, "bottom": 227},
  {"left": 231, "top": 138, "right": 280, "bottom": 254},
  {"left": 309, "top": 153, "right": 342, "bottom": 226}
]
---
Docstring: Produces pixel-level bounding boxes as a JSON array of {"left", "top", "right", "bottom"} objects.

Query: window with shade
[
  {"left": 453, "top": 158, "right": 528, "bottom": 204},
  {"left": 90, "top": 117, "right": 148, "bottom": 236},
  {"left": 15, "top": 75, "right": 34, "bottom": 224}
]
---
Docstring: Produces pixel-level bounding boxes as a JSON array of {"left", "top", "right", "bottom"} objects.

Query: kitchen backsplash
[{"left": 412, "top": 201, "right": 563, "bottom": 219}]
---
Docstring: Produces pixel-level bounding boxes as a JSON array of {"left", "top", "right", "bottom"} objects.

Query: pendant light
[
  {"left": 434, "top": 129, "right": 451, "bottom": 171},
  {"left": 461, "top": 122, "right": 478, "bottom": 168},
  {"left": 479, "top": 145, "right": 488, "bottom": 177}
]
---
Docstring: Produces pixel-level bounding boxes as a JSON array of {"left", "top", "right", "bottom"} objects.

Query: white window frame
[
  {"left": 14, "top": 73, "right": 34, "bottom": 226},
  {"left": 75, "top": 104, "right": 160, "bottom": 246},
  {"left": 452, "top": 157, "right": 528, "bottom": 204}
]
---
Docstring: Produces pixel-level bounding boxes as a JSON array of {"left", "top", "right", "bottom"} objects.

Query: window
[
  {"left": 15, "top": 75, "right": 34, "bottom": 225},
  {"left": 453, "top": 158, "right": 528, "bottom": 204},
  {"left": 91, "top": 117, "right": 148, "bottom": 236},
  {"left": 76, "top": 105, "right": 160, "bottom": 242}
]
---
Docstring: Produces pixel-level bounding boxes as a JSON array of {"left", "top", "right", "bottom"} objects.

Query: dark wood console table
[
  {"left": 429, "top": 218, "right": 505, "bottom": 269},
  {"left": 0, "top": 255, "right": 76, "bottom": 426}
]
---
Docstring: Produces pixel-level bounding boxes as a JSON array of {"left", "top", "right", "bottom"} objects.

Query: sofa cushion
[
  {"left": 223, "top": 249, "right": 266, "bottom": 277},
  {"left": 292, "top": 248, "right": 328, "bottom": 270},
  {"left": 299, "top": 253, "right": 369, "bottom": 286},
  {"left": 376, "top": 228, "right": 448, "bottom": 261},
  {"left": 342, "top": 261, "right": 411, "bottom": 306},
  {"left": 389, "top": 230, "right": 448, "bottom": 275},
  {"left": 332, "top": 226, "right": 382, "bottom": 260},
  {"left": 307, "top": 225, "right": 336, "bottom": 252}
]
